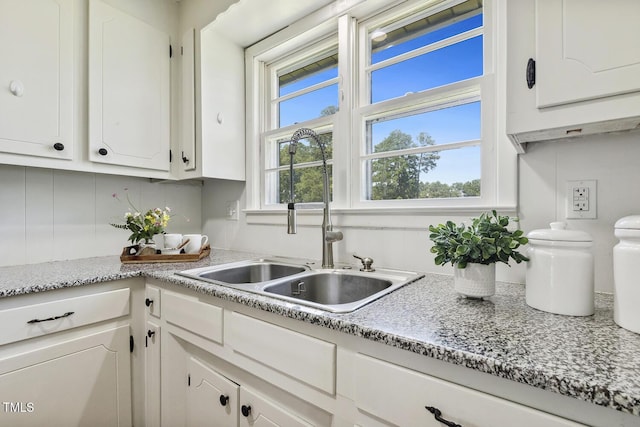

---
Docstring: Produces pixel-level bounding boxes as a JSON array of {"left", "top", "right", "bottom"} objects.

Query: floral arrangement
[{"left": 110, "top": 191, "right": 171, "bottom": 244}]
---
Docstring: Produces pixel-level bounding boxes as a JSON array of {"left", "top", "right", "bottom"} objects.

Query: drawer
[
  {"left": 163, "top": 290, "right": 223, "bottom": 344},
  {"left": 226, "top": 312, "right": 336, "bottom": 395},
  {"left": 0, "top": 288, "right": 130, "bottom": 346},
  {"left": 354, "top": 354, "right": 582, "bottom": 427}
]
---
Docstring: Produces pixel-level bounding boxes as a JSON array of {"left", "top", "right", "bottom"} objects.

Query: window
[
  {"left": 358, "top": 0, "right": 484, "bottom": 203},
  {"left": 246, "top": 0, "right": 512, "bottom": 216},
  {"left": 262, "top": 40, "right": 338, "bottom": 206}
]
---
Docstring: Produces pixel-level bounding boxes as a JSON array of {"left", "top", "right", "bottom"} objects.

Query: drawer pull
[
  {"left": 219, "top": 395, "right": 229, "bottom": 406},
  {"left": 27, "top": 311, "right": 74, "bottom": 324},
  {"left": 425, "top": 406, "right": 462, "bottom": 427},
  {"left": 241, "top": 405, "right": 251, "bottom": 417}
]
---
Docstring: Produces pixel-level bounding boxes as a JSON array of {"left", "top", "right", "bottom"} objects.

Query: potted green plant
[{"left": 428, "top": 210, "right": 529, "bottom": 298}]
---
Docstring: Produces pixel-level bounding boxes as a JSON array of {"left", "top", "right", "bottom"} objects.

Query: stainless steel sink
[
  {"left": 263, "top": 271, "right": 391, "bottom": 305},
  {"left": 177, "top": 259, "right": 310, "bottom": 284},
  {"left": 178, "top": 259, "right": 423, "bottom": 313}
]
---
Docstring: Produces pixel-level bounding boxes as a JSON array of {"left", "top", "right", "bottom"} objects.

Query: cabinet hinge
[
  {"left": 181, "top": 46, "right": 184, "bottom": 56},
  {"left": 130, "top": 335, "right": 134, "bottom": 353},
  {"left": 187, "top": 374, "right": 191, "bottom": 386},
  {"left": 526, "top": 58, "right": 536, "bottom": 89},
  {"left": 169, "top": 149, "right": 172, "bottom": 163},
  {"left": 169, "top": 44, "right": 173, "bottom": 58}
]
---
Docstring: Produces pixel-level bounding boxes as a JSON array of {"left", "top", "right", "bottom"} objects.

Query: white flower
[{"left": 125, "top": 212, "right": 132, "bottom": 219}]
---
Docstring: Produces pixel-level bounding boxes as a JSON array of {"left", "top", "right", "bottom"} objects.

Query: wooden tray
[{"left": 120, "top": 245, "right": 211, "bottom": 264}]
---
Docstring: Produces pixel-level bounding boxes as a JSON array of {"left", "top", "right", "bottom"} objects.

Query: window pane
[
  {"left": 278, "top": 133, "right": 333, "bottom": 167},
  {"left": 371, "top": 13, "right": 482, "bottom": 64},
  {"left": 368, "top": 102, "right": 481, "bottom": 154},
  {"left": 365, "top": 146, "right": 480, "bottom": 200},
  {"left": 278, "top": 84, "right": 339, "bottom": 128},
  {"left": 276, "top": 165, "right": 333, "bottom": 204},
  {"left": 371, "top": 36, "right": 482, "bottom": 103},
  {"left": 280, "top": 66, "right": 338, "bottom": 97}
]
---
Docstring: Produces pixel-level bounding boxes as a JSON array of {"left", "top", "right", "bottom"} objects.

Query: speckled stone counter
[{"left": 2, "top": 250, "right": 640, "bottom": 419}]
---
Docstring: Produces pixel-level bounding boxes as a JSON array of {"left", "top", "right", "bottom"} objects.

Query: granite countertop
[{"left": 1, "top": 249, "right": 639, "bottom": 418}]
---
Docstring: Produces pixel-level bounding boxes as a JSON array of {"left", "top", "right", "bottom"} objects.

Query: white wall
[
  {"left": 201, "top": 130, "right": 640, "bottom": 293},
  {"left": 0, "top": 165, "right": 202, "bottom": 267}
]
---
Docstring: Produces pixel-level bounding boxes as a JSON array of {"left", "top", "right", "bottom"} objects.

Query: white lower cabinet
[
  {"left": 352, "top": 354, "right": 582, "bottom": 427},
  {"left": 0, "top": 325, "right": 132, "bottom": 427},
  {"left": 186, "top": 355, "right": 312, "bottom": 427}
]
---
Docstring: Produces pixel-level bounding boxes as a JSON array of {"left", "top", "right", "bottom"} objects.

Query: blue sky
[{"left": 279, "top": 13, "right": 483, "bottom": 186}]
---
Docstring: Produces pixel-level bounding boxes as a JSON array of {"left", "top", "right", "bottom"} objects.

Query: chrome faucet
[{"left": 287, "top": 128, "right": 343, "bottom": 268}]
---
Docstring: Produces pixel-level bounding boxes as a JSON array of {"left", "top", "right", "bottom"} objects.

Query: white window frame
[{"left": 244, "top": 0, "right": 517, "bottom": 227}]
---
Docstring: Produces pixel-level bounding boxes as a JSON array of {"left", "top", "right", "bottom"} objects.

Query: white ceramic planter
[{"left": 454, "top": 263, "right": 496, "bottom": 298}]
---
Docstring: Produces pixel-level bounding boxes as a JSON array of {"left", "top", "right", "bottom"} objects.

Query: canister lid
[
  {"left": 615, "top": 215, "right": 640, "bottom": 229},
  {"left": 527, "top": 222, "right": 593, "bottom": 242}
]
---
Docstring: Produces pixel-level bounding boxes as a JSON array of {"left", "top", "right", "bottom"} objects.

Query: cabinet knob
[
  {"left": 219, "top": 395, "right": 229, "bottom": 406},
  {"left": 145, "top": 298, "right": 153, "bottom": 307},
  {"left": 98, "top": 148, "right": 108, "bottom": 156},
  {"left": 9, "top": 80, "right": 24, "bottom": 97},
  {"left": 147, "top": 330, "right": 156, "bottom": 338},
  {"left": 241, "top": 405, "right": 251, "bottom": 417},
  {"left": 425, "top": 406, "right": 462, "bottom": 427},
  {"left": 53, "top": 143, "right": 65, "bottom": 151}
]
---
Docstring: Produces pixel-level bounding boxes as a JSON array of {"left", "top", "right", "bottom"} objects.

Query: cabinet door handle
[
  {"left": 219, "top": 395, "right": 229, "bottom": 406},
  {"left": 53, "top": 142, "right": 65, "bottom": 151},
  {"left": 526, "top": 58, "right": 536, "bottom": 89},
  {"left": 147, "top": 330, "right": 156, "bottom": 338},
  {"left": 145, "top": 298, "right": 153, "bottom": 307},
  {"left": 27, "top": 311, "right": 74, "bottom": 324},
  {"left": 241, "top": 405, "right": 251, "bottom": 417},
  {"left": 181, "top": 151, "right": 189, "bottom": 164},
  {"left": 98, "top": 148, "right": 108, "bottom": 156},
  {"left": 425, "top": 406, "right": 462, "bottom": 427}
]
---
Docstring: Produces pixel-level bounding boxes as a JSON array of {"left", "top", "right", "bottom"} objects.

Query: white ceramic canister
[
  {"left": 525, "top": 222, "right": 594, "bottom": 316},
  {"left": 613, "top": 215, "right": 640, "bottom": 333}
]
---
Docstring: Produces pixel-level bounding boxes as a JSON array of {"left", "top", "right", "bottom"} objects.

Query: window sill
[{"left": 245, "top": 205, "right": 518, "bottom": 230}]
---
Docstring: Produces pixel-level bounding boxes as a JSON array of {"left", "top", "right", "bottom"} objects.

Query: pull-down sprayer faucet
[{"left": 287, "top": 128, "right": 342, "bottom": 268}]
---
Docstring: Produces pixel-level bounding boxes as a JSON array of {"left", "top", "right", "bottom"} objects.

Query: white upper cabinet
[
  {"left": 197, "top": 25, "right": 245, "bottom": 181},
  {"left": 0, "top": 0, "right": 73, "bottom": 160},
  {"left": 89, "top": 0, "right": 171, "bottom": 171},
  {"left": 536, "top": 0, "right": 640, "bottom": 108},
  {"left": 506, "top": 0, "right": 640, "bottom": 152}
]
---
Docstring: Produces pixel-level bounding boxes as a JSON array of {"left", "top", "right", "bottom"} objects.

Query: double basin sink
[{"left": 177, "top": 259, "right": 424, "bottom": 313}]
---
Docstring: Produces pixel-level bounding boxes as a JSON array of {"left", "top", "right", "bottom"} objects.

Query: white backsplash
[{"left": 0, "top": 165, "right": 202, "bottom": 266}]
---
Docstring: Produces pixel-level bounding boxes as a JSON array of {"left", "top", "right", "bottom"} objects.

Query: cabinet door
[
  {"left": 180, "top": 28, "right": 196, "bottom": 172},
  {"left": 145, "top": 321, "right": 161, "bottom": 427},
  {"left": 89, "top": 0, "right": 170, "bottom": 171},
  {"left": 0, "top": 325, "right": 132, "bottom": 427},
  {"left": 0, "top": 0, "right": 73, "bottom": 160},
  {"left": 187, "top": 356, "right": 239, "bottom": 427},
  {"left": 239, "top": 387, "right": 313, "bottom": 427},
  {"left": 199, "top": 25, "right": 245, "bottom": 180},
  {"left": 536, "top": 0, "right": 640, "bottom": 108}
]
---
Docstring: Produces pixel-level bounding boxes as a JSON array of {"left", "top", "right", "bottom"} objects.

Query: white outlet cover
[
  {"left": 566, "top": 180, "right": 597, "bottom": 219},
  {"left": 226, "top": 200, "right": 239, "bottom": 221}
]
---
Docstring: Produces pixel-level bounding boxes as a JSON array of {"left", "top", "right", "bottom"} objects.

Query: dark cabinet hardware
[
  {"left": 98, "top": 148, "right": 108, "bottom": 156},
  {"left": 241, "top": 405, "right": 251, "bottom": 417},
  {"left": 53, "top": 143, "right": 65, "bottom": 151},
  {"left": 219, "top": 395, "right": 229, "bottom": 406},
  {"left": 425, "top": 406, "right": 461, "bottom": 427},
  {"left": 147, "top": 330, "right": 155, "bottom": 338},
  {"left": 526, "top": 58, "right": 536, "bottom": 89},
  {"left": 130, "top": 335, "right": 134, "bottom": 352},
  {"left": 27, "top": 311, "right": 74, "bottom": 324},
  {"left": 181, "top": 151, "right": 189, "bottom": 164},
  {"left": 145, "top": 298, "right": 153, "bottom": 307}
]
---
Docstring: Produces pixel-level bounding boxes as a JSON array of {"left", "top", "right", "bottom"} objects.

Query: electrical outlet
[
  {"left": 226, "top": 200, "right": 239, "bottom": 221},
  {"left": 566, "top": 180, "right": 597, "bottom": 219}
]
